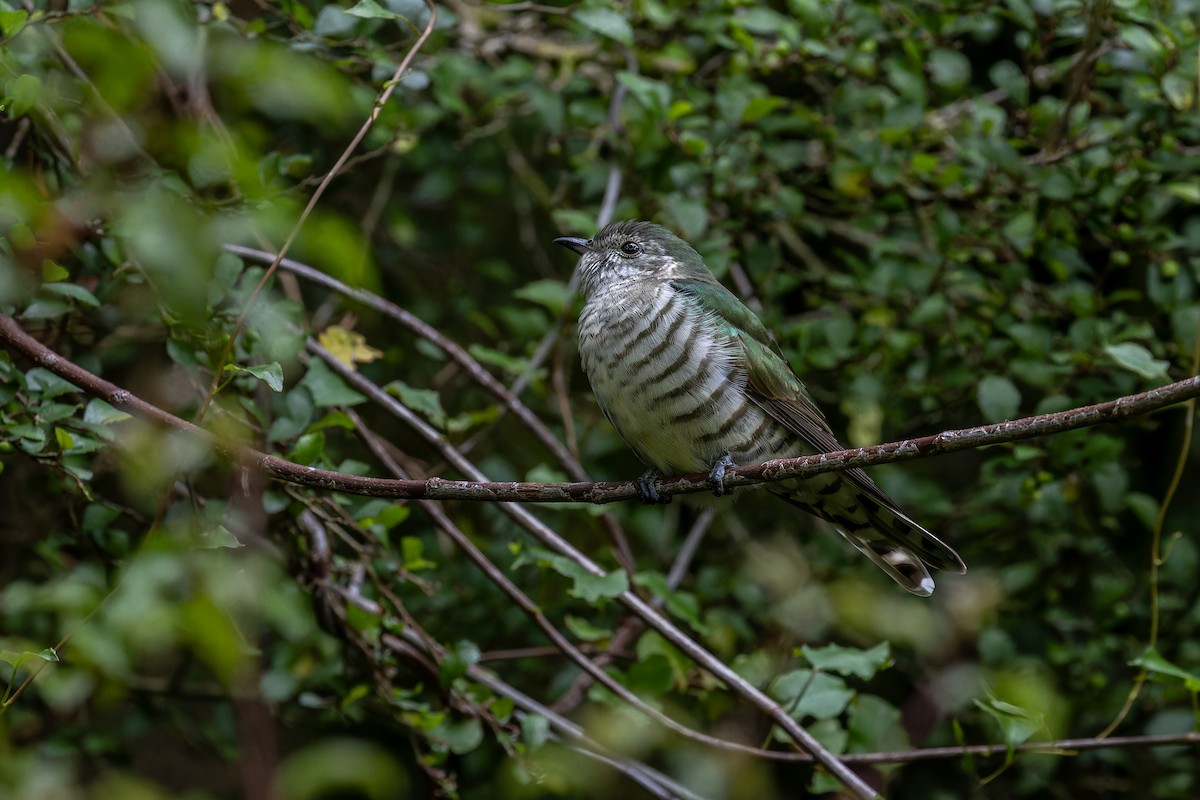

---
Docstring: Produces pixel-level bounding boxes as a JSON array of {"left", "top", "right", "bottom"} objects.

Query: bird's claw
[
  {"left": 708, "top": 454, "right": 738, "bottom": 497},
  {"left": 635, "top": 469, "right": 669, "bottom": 505}
]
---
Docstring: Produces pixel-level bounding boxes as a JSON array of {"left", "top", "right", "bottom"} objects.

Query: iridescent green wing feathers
[{"left": 669, "top": 276, "right": 839, "bottom": 458}]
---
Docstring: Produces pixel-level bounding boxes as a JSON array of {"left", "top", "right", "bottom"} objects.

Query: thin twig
[
  {"left": 1097, "top": 319, "right": 1200, "bottom": 739},
  {"left": 667, "top": 508, "right": 717, "bottom": 590},
  {"left": 196, "top": 1, "right": 438, "bottom": 421}
]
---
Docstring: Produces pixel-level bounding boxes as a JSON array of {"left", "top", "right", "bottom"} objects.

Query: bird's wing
[
  {"left": 671, "top": 278, "right": 966, "bottom": 574},
  {"left": 670, "top": 277, "right": 842, "bottom": 459}
]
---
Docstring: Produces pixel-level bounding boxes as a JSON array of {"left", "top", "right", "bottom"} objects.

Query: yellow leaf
[{"left": 318, "top": 326, "right": 383, "bottom": 370}]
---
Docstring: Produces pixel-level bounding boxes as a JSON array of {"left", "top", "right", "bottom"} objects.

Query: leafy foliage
[{"left": 2, "top": 0, "right": 1199, "bottom": 798}]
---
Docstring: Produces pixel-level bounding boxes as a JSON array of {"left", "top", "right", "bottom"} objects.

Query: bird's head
[{"left": 554, "top": 220, "right": 708, "bottom": 295}]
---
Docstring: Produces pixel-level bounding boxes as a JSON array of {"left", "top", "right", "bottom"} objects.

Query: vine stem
[{"left": 1096, "top": 320, "right": 1200, "bottom": 740}]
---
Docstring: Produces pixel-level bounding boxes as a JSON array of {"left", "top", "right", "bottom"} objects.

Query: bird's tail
[{"left": 772, "top": 474, "right": 966, "bottom": 597}]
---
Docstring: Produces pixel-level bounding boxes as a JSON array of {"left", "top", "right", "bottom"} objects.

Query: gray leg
[
  {"left": 635, "top": 468, "right": 669, "bottom": 505},
  {"left": 708, "top": 454, "right": 738, "bottom": 497}
]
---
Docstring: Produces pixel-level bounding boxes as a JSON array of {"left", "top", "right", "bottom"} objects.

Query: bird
[{"left": 554, "top": 220, "right": 966, "bottom": 596}]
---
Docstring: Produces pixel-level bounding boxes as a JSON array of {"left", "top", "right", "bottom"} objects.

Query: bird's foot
[
  {"left": 635, "top": 469, "right": 669, "bottom": 505},
  {"left": 707, "top": 454, "right": 738, "bottom": 497}
]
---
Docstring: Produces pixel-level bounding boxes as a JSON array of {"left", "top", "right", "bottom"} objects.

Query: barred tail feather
[
  {"left": 836, "top": 528, "right": 936, "bottom": 597},
  {"left": 773, "top": 479, "right": 966, "bottom": 596}
]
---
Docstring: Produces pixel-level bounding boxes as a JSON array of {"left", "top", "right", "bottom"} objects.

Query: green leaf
[
  {"left": 467, "top": 345, "right": 537, "bottom": 379},
  {"left": 977, "top": 374, "right": 1021, "bottom": 420},
  {"left": 974, "top": 693, "right": 1045, "bottom": 747},
  {"left": 54, "top": 427, "right": 74, "bottom": 451},
  {"left": 634, "top": 572, "right": 708, "bottom": 634},
  {"left": 0, "top": 648, "right": 59, "bottom": 669},
  {"left": 5, "top": 74, "right": 42, "bottom": 117},
  {"left": 1163, "top": 71, "right": 1194, "bottom": 111},
  {"left": 1104, "top": 342, "right": 1169, "bottom": 380},
  {"left": 928, "top": 48, "right": 971, "bottom": 91},
  {"left": 1130, "top": 646, "right": 1200, "bottom": 692},
  {"left": 291, "top": 431, "right": 325, "bottom": 465},
  {"left": 357, "top": 502, "right": 411, "bottom": 532},
  {"left": 564, "top": 615, "right": 612, "bottom": 642},
  {"left": 634, "top": 631, "right": 692, "bottom": 689},
  {"left": 847, "top": 694, "right": 910, "bottom": 753},
  {"left": 42, "top": 282, "right": 100, "bottom": 307},
  {"left": 662, "top": 192, "right": 707, "bottom": 240},
  {"left": 345, "top": 0, "right": 402, "bottom": 20},
  {"left": 25, "top": 368, "right": 77, "bottom": 398},
  {"left": 0, "top": 10, "right": 29, "bottom": 38},
  {"left": 522, "top": 548, "right": 630, "bottom": 603},
  {"left": 735, "top": 7, "right": 792, "bottom": 35},
  {"left": 1003, "top": 211, "right": 1036, "bottom": 256},
  {"left": 433, "top": 717, "right": 484, "bottom": 755},
  {"left": 1166, "top": 182, "right": 1200, "bottom": 203},
  {"left": 568, "top": 567, "right": 628, "bottom": 603},
  {"left": 41, "top": 261, "right": 70, "bottom": 282},
  {"left": 306, "top": 411, "right": 357, "bottom": 433},
  {"left": 1119, "top": 25, "right": 1165, "bottom": 63},
  {"left": 385, "top": 379, "right": 447, "bottom": 429},
  {"left": 226, "top": 361, "right": 284, "bottom": 392},
  {"left": 439, "top": 640, "right": 481, "bottom": 686},
  {"left": 741, "top": 96, "right": 784, "bottom": 124},
  {"left": 624, "top": 654, "right": 675, "bottom": 697},
  {"left": 770, "top": 669, "right": 855, "bottom": 721},
  {"left": 521, "top": 713, "right": 549, "bottom": 750},
  {"left": 574, "top": 8, "right": 633, "bottom": 46},
  {"left": 197, "top": 525, "right": 243, "bottom": 549},
  {"left": 21, "top": 298, "right": 71, "bottom": 319},
  {"left": 298, "top": 358, "right": 367, "bottom": 406},
  {"left": 989, "top": 60, "right": 1028, "bottom": 104},
  {"left": 400, "top": 536, "right": 436, "bottom": 570},
  {"left": 616, "top": 71, "right": 671, "bottom": 115},
  {"left": 800, "top": 642, "right": 891, "bottom": 680},
  {"left": 513, "top": 278, "right": 572, "bottom": 316}
]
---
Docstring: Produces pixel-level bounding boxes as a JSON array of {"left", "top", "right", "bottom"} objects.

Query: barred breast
[{"left": 578, "top": 281, "right": 809, "bottom": 475}]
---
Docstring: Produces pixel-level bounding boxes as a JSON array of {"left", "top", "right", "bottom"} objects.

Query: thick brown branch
[{"left": 4, "top": 314, "right": 1196, "bottom": 505}]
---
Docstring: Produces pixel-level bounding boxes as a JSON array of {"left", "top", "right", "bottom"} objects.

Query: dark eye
[{"left": 620, "top": 241, "right": 642, "bottom": 255}]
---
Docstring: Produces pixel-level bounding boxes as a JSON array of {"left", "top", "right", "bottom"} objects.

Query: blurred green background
[{"left": 2, "top": 0, "right": 1199, "bottom": 797}]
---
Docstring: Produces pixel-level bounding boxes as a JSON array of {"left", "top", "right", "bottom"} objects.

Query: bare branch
[{"left": 6, "top": 313, "right": 1194, "bottom": 505}]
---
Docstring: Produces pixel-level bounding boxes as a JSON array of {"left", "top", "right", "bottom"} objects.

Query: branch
[
  {"left": 744, "top": 731, "right": 1200, "bottom": 765},
  {"left": 6, "top": 313, "right": 1195, "bottom": 505}
]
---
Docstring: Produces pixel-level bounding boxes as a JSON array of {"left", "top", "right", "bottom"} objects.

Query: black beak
[{"left": 553, "top": 236, "right": 590, "bottom": 255}]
